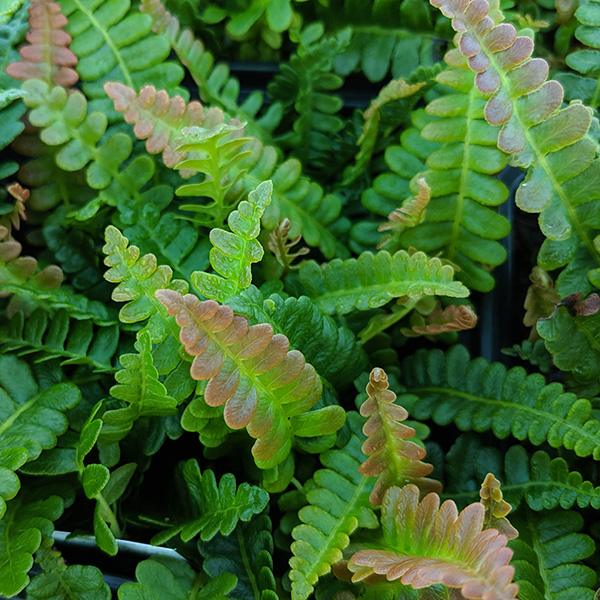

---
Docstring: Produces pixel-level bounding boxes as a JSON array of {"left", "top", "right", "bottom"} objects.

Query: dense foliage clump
[{"left": 1, "top": 0, "right": 600, "bottom": 598}]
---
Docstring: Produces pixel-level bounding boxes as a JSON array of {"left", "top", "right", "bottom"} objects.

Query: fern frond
[
  {"left": 348, "top": 484, "right": 518, "bottom": 600},
  {"left": 151, "top": 458, "right": 269, "bottom": 544},
  {"left": 27, "top": 561, "right": 110, "bottom": 600},
  {"left": 536, "top": 304, "right": 600, "bottom": 393},
  {"left": 344, "top": 79, "right": 428, "bottom": 184},
  {"left": 228, "top": 287, "right": 367, "bottom": 388},
  {"left": 101, "top": 331, "right": 178, "bottom": 443},
  {"left": 371, "top": 52, "right": 511, "bottom": 292},
  {"left": 156, "top": 289, "right": 345, "bottom": 470},
  {"left": 104, "top": 81, "right": 226, "bottom": 177},
  {"left": 140, "top": 0, "right": 283, "bottom": 141},
  {"left": 191, "top": 180, "right": 272, "bottom": 302},
  {"left": 0, "top": 308, "right": 119, "bottom": 372},
  {"left": 289, "top": 414, "right": 378, "bottom": 600},
  {"left": 399, "top": 345, "right": 600, "bottom": 459},
  {"left": 267, "top": 218, "right": 309, "bottom": 273},
  {"left": 359, "top": 367, "right": 441, "bottom": 506},
  {"left": 268, "top": 26, "right": 350, "bottom": 167},
  {"left": 119, "top": 557, "right": 237, "bottom": 600},
  {"left": 431, "top": 0, "right": 600, "bottom": 294},
  {"left": 562, "top": 0, "right": 600, "bottom": 108},
  {"left": 198, "top": 513, "right": 278, "bottom": 600},
  {"left": 6, "top": 0, "right": 78, "bottom": 88},
  {"left": 0, "top": 3, "right": 27, "bottom": 179},
  {"left": 510, "top": 509, "right": 597, "bottom": 600},
  {"left": 59, "top": 0, "right": 184, "bottom": 115},
  {"left": 0, "top": 489, "right": 64, "bottom": 597},
  {"left": 103, "top": 224, "right": 187, "bottom": 344},
  {"left": 298, "top": 249, "right": 469, "bottom": 316},
  {"left": 445, "top": 435, "right": 600, "bottom": 511},
  {"left": 479, "top": 473, "right": 518, "bottom": 539}
]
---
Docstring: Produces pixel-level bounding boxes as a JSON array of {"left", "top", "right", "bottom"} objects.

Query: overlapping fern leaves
[
  {"left": 365, "top": 53, "right": 510, "bottom": 292},
  {"left": 430, "top": 0, "right": 600, "bottom": 295}
]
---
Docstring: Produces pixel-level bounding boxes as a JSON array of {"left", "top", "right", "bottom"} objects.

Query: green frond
[
  {"left": 102, "top": 225, "right": 188, "bottom": 366},
  {"left": 156, "top": 289, "right": 345, "bottom": 472},
  {"left": 561, "top": 0, "right": 600, "bottom": 108},
  {"left": 227, "top": 286, "right": 367, "bottom": 388},
  {"left": 298, "top": 249, "right": 469, "bottom": 315},
  {"left": 75, "top": 404, "right": 137, "bottom": 555},
  {"left": 151, "top": 458, "right": 269, "bottom": 544},
  {"left": 180, "top": 385, "right": 231, "bottom": 448},
  {"left": 399, "top": 345, "right": 600, "bottom": 459},
  {"left": 0, "top": 356, "right": 80, "bottom": 518},
  {"left": 0, "top": 308, "right": 119, "bottom": 372},
  {"left": 27, "top": 544, "right": 110, "bottom": 600},
  {"left": 510, "top": 508, "right": 597, "bottom": 600},
  {"left": 316, "top": 2, "right": 435, "bottom": 82},
  {"left": 367, "top": 54, "right": 511, "bottom": 293},
  {"left": 431, "top": 0, "right": 600, "bottom": 295},
  {"left": 289, "top": 413, "right": 378, "bottom": 600},
  {"left": 191, "top": 180, "right": 273, "bottom": 302},
  {"left": 119, "top": 557, "right": 237, "bottom": 600},
  {"left": 536, "top": 305, "right": 600, "bottom": 393},
  {"left": 0, "top": 3, "right": 28, "bottom": 179},
  {"left": 60, "top": 0, "right": 184, "bottom": 116},
  {"left": 349, "top": 484, "right": 518, "bottom": 600},
  {"left": 501, "top": 339, "right": 552, "bottom": 373},
  {"left": 101, "top": 331, "right": 178, "bottom": 443},
  {"left": 198, "top": 513, "right": 278, "bottom": 600},
  {"left": 443, "top": 434, "right": 600, "bottom": 511},
  {"left": 0, "top": 490, "right": 64, "bottom": 597},
  {"left": 268, "top": 25, "right": 350, "bottom": 167},
  {"left": 139, "top": 0, "right": 283, "bottom": 141}
]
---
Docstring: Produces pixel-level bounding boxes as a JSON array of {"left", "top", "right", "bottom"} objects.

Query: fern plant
[{"left": 3, "top": 0, "right": 600, "bottom": 597}]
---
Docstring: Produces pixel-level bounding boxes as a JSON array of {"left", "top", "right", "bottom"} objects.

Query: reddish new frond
[
  {"left": 104, "top": 83, "right": 230, "bottom": 178},
  {"left": 359, "top": 368, "right": 441, "bottom": 505},
  {"left": 268, "top": 218, "right": 309, "bottom": 272},
  {"left": 349, "top": 484, "right": 519, "bottom": 600},
  {"left": 6, "top": 0, "right": 78, "bottom": 88},
  {"left": 155, "top": 289, "right": 322, "bottom": 466}
]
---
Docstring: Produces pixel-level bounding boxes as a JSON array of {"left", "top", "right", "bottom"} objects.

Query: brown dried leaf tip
[
  {"left": 408, "top": 303, "right": 478, "bottom": 337},
  {"left": 1, "top": 184, "right": 29, "bottom": 234},
  {"left": 104, "top": 82, "right": 228, "bottom": 178},
  {"left": 379, "top": 178, "right": 430, "bottom": 236},
  {"left": 6, "top": 0, "right": 78, "bottom": 88},
  {"left": 268, "top": 218, "right": 309, "bottom": 272},
  {"left": 155, "top": 289, "right": 322, "bottom": 464},
  {"left": 479, "top": 473, "right": 518, "bottom": 540},
  {"left": 359, "top": 367, "right": 441, "bottom": 505},
  {"left": 523, "top": 267, "right": 560, "bottom": 341}
]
